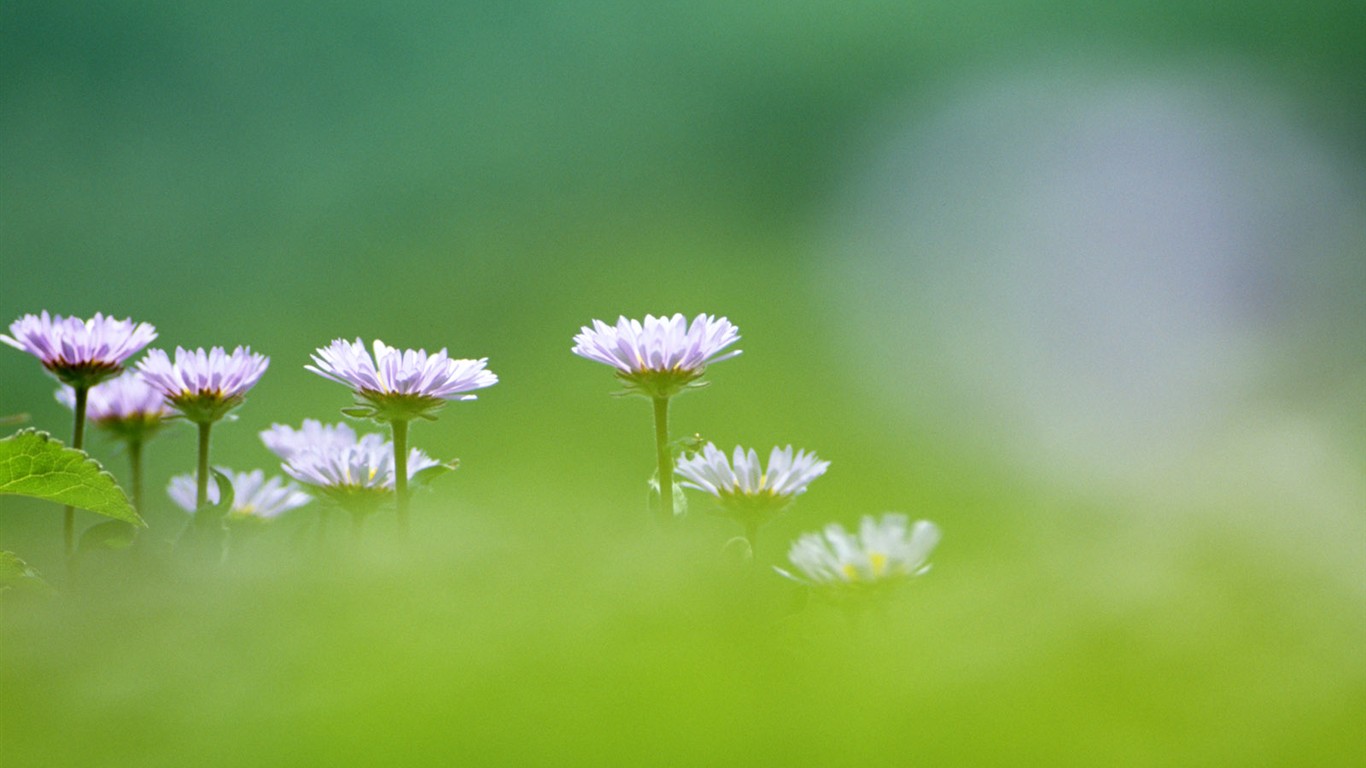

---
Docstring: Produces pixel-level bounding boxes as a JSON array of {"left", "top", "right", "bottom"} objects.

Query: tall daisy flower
[
  {"left": 676, "top": 442, "right": 829, "bottom": 547},
  {"left": 572, "top": 314, "right": 740, "bottom": 521},
  {"left": 263, "top": 422, "right": 441, "bottom": 530},
  {"left": 57, "top": 372, "right": 172, "bottom": 512},
  {"left": 775, "top": 514, "right": 940, "bottom": 596},
  {"left": 138, "top": 346, "right": 269, "bottom": 532},
  {"left": 3, "top": 311, "right": 156, "bottom": 554},
  {"left": 167, "top": 468, "right": 311, "bottom": 521},
  {"left": 307, "top": 338, "right": 494, "bottom": 531}
]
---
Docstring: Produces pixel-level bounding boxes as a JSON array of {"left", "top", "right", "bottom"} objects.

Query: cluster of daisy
[
  {"left": 4, "top": 308, "right": 938, "bottom": 599},
  {"left": 573, "top": 313, "right": 940, "bottom": 595},
  {"left": 3, "top": 312, "right": 494, "bottom": 551}
]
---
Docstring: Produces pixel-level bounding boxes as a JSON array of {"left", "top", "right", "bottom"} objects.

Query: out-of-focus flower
[
  {"left": 571, "top": 313, "right": 740, "bottom": 398},
  {"left": 268, "top": 427, "right": 439, "bottom": 499},
  {"left": 167, "top": 468, "right": 310, "bottom": 520},
  {"left": 137, "top": 346, "right": 268, "bottom": 423},
  {"left": 260, "top": 419, "right": 359, "bottom": 463},
  {"left": 676, "top": 443, "right": 829, "bottom": 522},
  {"left": 306, "top": 338, "right": 496, "bottom": 422},
  {"left": 776, "top": 514, "right": 940, "bottom": 590},
  {"left": 56, "top": 372, "right": 171, "bottom": 441},
  {"left": 2, "top": 311, "right": 156, "bottom": 388}
]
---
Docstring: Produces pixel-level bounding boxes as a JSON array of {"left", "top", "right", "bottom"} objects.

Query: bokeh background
[{"left": 3, "top": 2, "right": 1363, "bottom": 765}]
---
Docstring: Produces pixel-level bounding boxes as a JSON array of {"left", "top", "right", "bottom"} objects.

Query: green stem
[
  {"left": 127, "top": 438, "right": 144, "bottom": 516},
  {"left": 652, "top": 396, "right": 673, "bottom": 523},
  {"left": 193, "top": 421, "right": 213, "bottom": 528},
  {"left": 391, "top": 418, "right": 410, "bottom": 534},
  {"left": 64, "top": 385, "right": 89, "bottom": 558},
  {"left": 743, "top": 519, "right": 760, "bottom": 558}
]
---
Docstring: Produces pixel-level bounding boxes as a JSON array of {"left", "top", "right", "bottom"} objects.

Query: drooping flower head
[
  {"left": 572, "top": 314, "right": 741, "bottom": 398},
  {"left": 56, "top": 371, "right": 172, "bottom": 443},
  {"left": 776, "top": 514, "right": 940, "bottom": 593},
  {"left": 307, "top": 338, "right": 497, "bottom": 422},
  {"left": 676, "top": 442, "right": 829, "bottom": 523},
  {"left": 2, "top": 311, "right": 156, "bottom": 388},
  {"left": 137, "top": 346, "right": 269, "bottom": 424},
  {"left": 263, "top": 421, "right": 441, "bottom": 514},
  {"left": 167, "top": 468, "right": 311, "bottom": 520}
]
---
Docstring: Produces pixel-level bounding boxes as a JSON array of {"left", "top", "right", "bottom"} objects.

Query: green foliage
[
  {"left": 77, "top": 521, "right": 137, "bottom": 552},
  {"left": 0, "top": 551, "right": 54, "bottom": 595},
  {"left": 0, "top": 430, "right": 143, "bottom": 527}
]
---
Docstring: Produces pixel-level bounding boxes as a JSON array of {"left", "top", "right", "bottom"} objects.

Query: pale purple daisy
[
  {"left": 259, "top": 419, "right": 360, "bottom": 463},
  {"left": 56, "top": 372, "right": 172, "bottom": 434},
  {"left": 2, "top": 311, "right": 156, "bottom": 388},
  {"left": 275, "top": 430, "right": 440, "bottom": 515},
  {"left": 572, "top": 313, "right": 740, "bottom": 398},
  {"left": 138, "top": 346, "right": 269, "bottom": 424},
  {"left": 776, "top": 514, "right": 940, "bottom": 591},
  {"left": 307, "top": 338, "right": 497, "bottom": 421},
  {"left": 167, "top": 468, "right": 311, "bottom": 520},
  {"left": 676, "top": 443, "right": 830, "bottom": 515}
]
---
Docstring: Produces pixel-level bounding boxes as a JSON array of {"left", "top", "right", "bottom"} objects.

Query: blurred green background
[{"left": 2, "top": 1, "right": 1363, "bottom": 765}]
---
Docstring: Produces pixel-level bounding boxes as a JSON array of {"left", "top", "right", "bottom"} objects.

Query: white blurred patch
[{"left": 822, "top": 62, "right": 1366, "bottom": 505}]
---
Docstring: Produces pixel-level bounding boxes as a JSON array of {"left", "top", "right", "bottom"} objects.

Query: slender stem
[
  {"left": 127, "top": 438, "right": 144, "bottom": 515},
  {"left": 743, "top": 519, "right": 760, "bottom": 557},
  {"left": 652, "top": 396, "right": 673, "bottom": 523},
  {"left": 64, "top": 385, "right": 89, "bottom": 558},
  {"left": 193, "top": 421, "right": 213, "bottom": 529},
  {"left": 391, "top": 418, "right": 410, "bottom": 534}
]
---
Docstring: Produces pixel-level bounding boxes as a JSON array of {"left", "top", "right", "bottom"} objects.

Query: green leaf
[
  {"left": 0, "top": 550, "right": 55, "bottom": 595},
  {"left": 206, "top": 469, "right": 236, "bottom": 517},
  {"left": 0, "top": 429, "right": 144, "bottom": 526},
  {"left": 410, "top": 460, "right": 459, "bottom": 491},
  {"left": 79, "top": 520, "right": 138, "bottom": 552}
]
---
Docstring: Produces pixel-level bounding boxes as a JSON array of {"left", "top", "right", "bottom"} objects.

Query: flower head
[
  {"left": 676, "top": 442, "right": 829, "bottom": 523},
  {"left": 307, "top": 338, "right": 497, "bottom": 422},
  {"left": 167, "top": 468, "right": 310, "bottom": 520},
  {"left": 56, "top": 372, "right": 172, "bottom": 442},
  {"left": 259, "top": 419, "right": 360, "bottom": 462},
  {"left": 263, "top": 422, "right": 440, "bottom": 514},
  {"left": 2, "top": 311, "right": 156, "bottom": 388},
  {"left": 137, "top": 346, "right": 268, "bottom": 424},
  {"left": 776, "top": 514, "right": 940, "bottom": 592},
  {"left": 572, "top": 314, "right": 740, "bottom": 398}
]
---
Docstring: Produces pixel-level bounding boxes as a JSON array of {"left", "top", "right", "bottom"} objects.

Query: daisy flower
[
  {"left": 267, "top": 426, "right": 441, "bottom": 521},
  {"left": 259, "top": 419, "right": 360, "bottom": 463},
  {"left": 776, "top": 514, "right": 941, "bottom": 592},
  {"left": 307, "top": 338, "right": 497, "bottom": 422},
  {"left": 57, "top": 372, "right": 172, "bottom": 439},
  {"left": 137, "top": 346, "right": 269, "bottom": 424},
  {"left": 571, "top": 313, "right": 740, "bottom": 399},
  {"left": 4, "top": 311, "right": 156, "bottom": 553},
  {"left": 2, "top": 311, "right": 156, "bottom": 388},
  {"left": 138, "top": 346, "right": 268, "bottom": 521},
  {"left": 167, "top": 468, "right": 311, "bottom": 520},
  {"left": 676, "top": 442, "right": 829, "bottom": 529},
  {"left": 571, "top": 313, "right": 740, "bottom": 522},
  {"left": 306, "top": 338, "right": 492, "bottom": 530}
]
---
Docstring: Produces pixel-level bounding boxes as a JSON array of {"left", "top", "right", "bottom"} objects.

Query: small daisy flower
[
  {"left": 56, "top": 372, "right": 172, "bottom": 442},
  {"left": 271, "top": 429, "right": 440, "bottom": 514},
  {"left": 307, "top": 338, "right": 497, "bottom": 422},
  {"left": 259, "top": 419, "right": 360, "bottom": 463},
  {"left": 167, "top": 468, "right": 311, "bottom": 520},
  {"left": 572, "top": 313, "right": 740, "bottom": 398},
  {"left": 137, "top": 346, "right": 269, "bottom": 424},
  {"left": 2, "top": 311, "right": 156, "bottom": 388},
  {"left": 676, "top": 443, "right": 830, "bottom": 523},
  {"left": 776, "top": 514, "right": 941, "bottom": 591}
]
